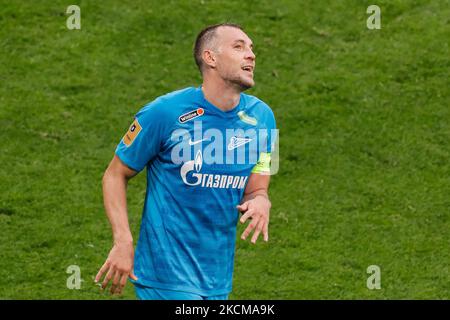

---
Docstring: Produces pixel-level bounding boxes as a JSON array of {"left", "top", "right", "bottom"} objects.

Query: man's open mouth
[{"left": 242, "top": 65, "right": 254, "bottom": 73}]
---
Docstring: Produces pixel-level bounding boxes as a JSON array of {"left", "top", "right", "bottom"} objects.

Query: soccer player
[{"left": 95, "top": 23, "right": 277, "bottom": 300}]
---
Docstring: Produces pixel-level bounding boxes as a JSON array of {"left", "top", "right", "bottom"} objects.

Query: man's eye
[{"left": 234, "top": 45, "right": 243, "bottom": 50}]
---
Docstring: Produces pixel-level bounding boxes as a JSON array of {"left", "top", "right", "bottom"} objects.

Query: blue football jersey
[{"left": 115, "top": 86, "right": 276, "bottom": 296}]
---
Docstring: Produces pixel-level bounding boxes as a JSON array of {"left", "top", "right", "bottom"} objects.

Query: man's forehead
[{"left": 216, "top": 26, "right": 252, "bottom": 45}]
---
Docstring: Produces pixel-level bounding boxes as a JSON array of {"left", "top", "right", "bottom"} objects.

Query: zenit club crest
[{"left": 179, "top": 108, "right": 204, "bottom": 123}]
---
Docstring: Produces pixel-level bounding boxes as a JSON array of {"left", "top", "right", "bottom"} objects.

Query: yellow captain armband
[{"left": 251, "top": 152, "right": 272, "bottom": 174}]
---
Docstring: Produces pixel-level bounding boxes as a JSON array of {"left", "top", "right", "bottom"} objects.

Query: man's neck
[{"left": 201, "top": 79, "right": 241, "bottom": 112}]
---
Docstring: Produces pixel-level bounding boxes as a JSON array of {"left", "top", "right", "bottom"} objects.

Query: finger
[
  {"left": 110, "top": 270, "right": 121, "bottom": 294},
  {"left": 241, "top": 216, "right": 259, "bottom": 240},
  {"left": 115, "top": 285, "right": 122, "bottom": 295},
  {"left": 120, "top": 272, "right": 129, "bottom": 287},
  {"left": 116, "top": 272, "right": 129, "bottom": 295},
  {"left": 95, "top": 261, "right": 110, "bottom": 283},
  {"left": 263, "top": 220, "right": 269, "bottom": 242},
  {"left": 251, "top": 219, "right": 266, "bottom": 244},
  {"left": 240, "top": 209, "right": 255, "bottom": 224},
  {"left": 101, "top": 267, "right": 115, "bottom": 290},
  {"left": 236, "top": 202, "right": 249, "bottom": 212},
  {"left": 129, "top": 272, "right": 138, "bottom": 281}
]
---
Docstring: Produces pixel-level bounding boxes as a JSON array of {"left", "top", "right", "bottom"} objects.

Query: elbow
[
  {"left": 102, "top": 165, "right": 129, "bottom": 187},
  {"left": 102, "top": 168, "right": 111, "bottom": 188},
  {"left": 102, "top": 165, "right": 118, "bottom": 186}
]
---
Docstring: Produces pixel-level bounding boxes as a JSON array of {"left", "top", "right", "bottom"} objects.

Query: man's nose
[{"left": 245, "top": 48, "right": 256, "bottom": 61}]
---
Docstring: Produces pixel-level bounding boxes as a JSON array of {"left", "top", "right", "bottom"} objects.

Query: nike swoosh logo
[
  {"left": 227, "top": 137, "right": 252, "bottom": 150},
  {"left": 188, "top": 138, "right": 207, "bottom": 146}
]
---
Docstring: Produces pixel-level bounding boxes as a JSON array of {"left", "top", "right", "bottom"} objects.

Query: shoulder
[
  {"left": 136, "top": 87, "right": 197, "bottom": 122},
  {"left": 156, "top": 86, "right": 198, "bottom": 105},
  {"left": 241, "top": 93, "right": 276, "bottom": 127}
]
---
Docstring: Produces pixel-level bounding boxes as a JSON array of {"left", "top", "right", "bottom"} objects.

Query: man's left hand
[{"left": 237, "top": 195, "right": 271, "bottom": 244}]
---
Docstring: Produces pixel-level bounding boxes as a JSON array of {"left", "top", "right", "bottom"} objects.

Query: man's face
[{"left": 213, "top": 27, "right": 256, "bottom": 91}]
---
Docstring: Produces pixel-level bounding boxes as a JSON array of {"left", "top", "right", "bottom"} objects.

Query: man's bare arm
[
  {"left": 237, "top": 173, "right": 272, "bottom": 244},
  {"left": 241, "top": 173, "right": 271, "bottom": 202},
  {"left": 95, "top": 155, "right": 139, "bottom": 294}
]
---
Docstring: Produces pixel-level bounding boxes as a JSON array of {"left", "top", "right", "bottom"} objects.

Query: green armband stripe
[{"left": 251, "top": 152, "right": 271, "bottom": 174}]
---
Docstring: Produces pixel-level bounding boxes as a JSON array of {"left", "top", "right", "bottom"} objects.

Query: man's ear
[{"left": 202, "top": 49, "right": 217, "bottom": 69}]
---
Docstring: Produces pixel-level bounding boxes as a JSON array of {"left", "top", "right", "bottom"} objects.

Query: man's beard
[
  {"left": 229, "top": 76, "right": 255, "bottom": 92},
  {"left": 223, "top": 71, "right": 254, "bottom": 92}
]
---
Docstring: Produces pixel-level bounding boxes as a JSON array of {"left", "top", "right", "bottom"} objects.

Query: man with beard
[{"left": 95, "top": 23, "right": 277, "bottom": 300}]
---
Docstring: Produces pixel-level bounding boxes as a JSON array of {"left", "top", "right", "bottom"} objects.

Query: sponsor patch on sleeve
[
  {"left": 251, "top": 152, "right": 271, "bottom": 174},
  {"left": 123, "top": 118, "right": 142, "bottom": 146}
]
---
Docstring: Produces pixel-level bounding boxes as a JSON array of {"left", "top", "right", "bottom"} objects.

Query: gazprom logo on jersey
[{"left": 180, "top": 150, "right": 248, "bottom": 189}]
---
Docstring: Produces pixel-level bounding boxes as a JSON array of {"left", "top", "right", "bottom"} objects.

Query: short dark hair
[{"left": 193, "top": 23, "right": 243, "bottom": 73}]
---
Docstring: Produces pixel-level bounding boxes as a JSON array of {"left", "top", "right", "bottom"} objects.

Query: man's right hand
[{"left": 95, "top": 241, "right": 138, "bottom": 295}]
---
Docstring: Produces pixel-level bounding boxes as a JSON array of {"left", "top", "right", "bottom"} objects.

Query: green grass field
[{"left": 0, "top": 0, "right": 449, "bottom": 299}]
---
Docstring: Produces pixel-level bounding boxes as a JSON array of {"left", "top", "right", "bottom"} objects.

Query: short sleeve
[
  {"left": 251, "top": 102, "right": 277, "bottom": 174},
  {"left": 265, "top": 107, "right": 277, "bottom": 153},
  {"left": 115, "top": 99, "right": 169, "bottom": 172}
]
